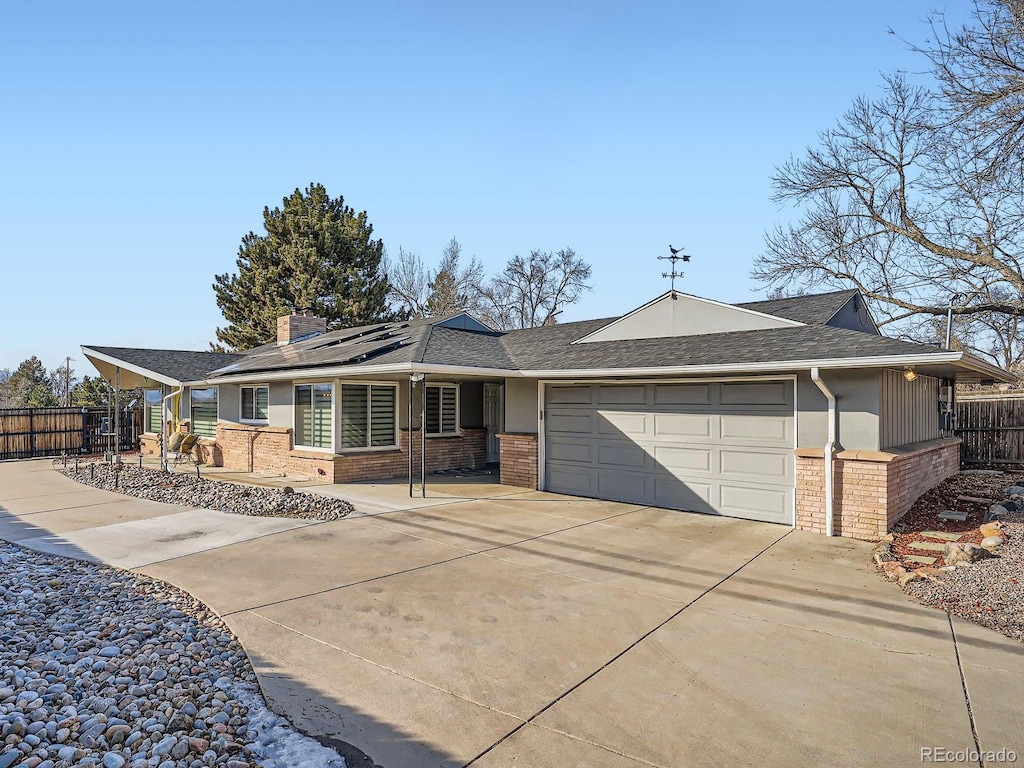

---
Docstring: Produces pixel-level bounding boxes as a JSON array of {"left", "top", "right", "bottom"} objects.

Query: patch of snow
[{"left": 215, "top": 677, "right": 346, "bottom": 768}]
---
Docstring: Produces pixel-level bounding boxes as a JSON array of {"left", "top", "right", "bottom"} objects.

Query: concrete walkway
[{"left": 1, "top": 458, "right": 1021, "bottom": 768}]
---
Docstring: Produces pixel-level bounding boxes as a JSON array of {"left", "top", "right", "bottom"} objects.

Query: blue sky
[{"left": 0, "top": 1, "right": 962, "bottom": 376}]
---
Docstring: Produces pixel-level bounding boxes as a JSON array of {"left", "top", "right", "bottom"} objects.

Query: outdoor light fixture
[{"left": 903, "top": 367, "right": 917, "bottom": 382}]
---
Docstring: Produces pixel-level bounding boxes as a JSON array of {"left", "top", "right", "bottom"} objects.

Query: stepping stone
[
  {"left": 908, "top": 541, "right": 947, "bottom": 552},
  {"left": 961, "top": 469, "right": 1003, "bottom": 475},
  {"left": 920, "top": 531, "right": 963, "bottom": 541},
  {"left": 905, "top": 555, "right": 938, "bottom": 565},
  {"left": 957, "top": 496, "right": 996, "bottom": 504},
  {"left": 938, "top": 510, "right": 969, "bottom": 521}
]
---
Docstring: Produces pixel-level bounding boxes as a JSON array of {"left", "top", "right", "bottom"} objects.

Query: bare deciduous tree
[
  {"left": 386, "top": 246, "right": 431, "bottom": 318},
  {"left": 477, "top": 248, "right": 592, "bottom": 330},
  {"left": 753, "top": 2, "right": 1024, "bottom": 366},
  {"left": 915, "top": 0, "right": 1024, "bottom": 166}
]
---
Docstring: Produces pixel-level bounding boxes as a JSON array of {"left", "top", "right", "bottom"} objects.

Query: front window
[
  {"left": 425, "top": 384, "right": 458, "bottom": 435},
  {"left": 241, "top": 385, "right": 269, "bottom": 422},
  {"left": 145, "top": 388, "right": 162, "bottom": 434},
  {"left": 190, "top": 387, "right": 218, "bottom": 438},
  {"left": 295, "top": 383, "right": 333, "bottom": 449},
  {"left": 340, "top": 383, "right": 397, "bottom": 449}
]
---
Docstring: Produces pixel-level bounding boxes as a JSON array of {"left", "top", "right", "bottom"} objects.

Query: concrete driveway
[{"left": 1, "top": 459, "right": 1021, "bottom": 768}]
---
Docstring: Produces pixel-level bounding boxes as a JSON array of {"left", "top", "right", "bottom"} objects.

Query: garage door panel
[
  {"left": 597, "top": 472, "right": 648, "bottom": 502},
  {"left": 598, "top": 412, "right": 647, "bottom": 437},
  {"left": 654, "top": 384, "right": 711, "bottom": 406},
  {"left": 597, "top": 385, "right": 647, "bottom": 405},
  {"left": 720, "top": 414, "right": 791, "bottom": 444},
  {"left": 718, "top": 484, "right": 793, "bottom": 524},
  {"left": 545, "top": 381, "right": 794, "bottom": 525},
  {"left": 598, "top": 443, "right": 648, "bottom": 468},
  {"left": 547, "top": 386, "right": 593, "bottom": 404},
  {"left": 720, "top": 381, "right": 792, "bottom": 407},
  {"left": 653, "top": 413, "right": 713, "bottom": 439},
  {"left": 719, "top": 449, "right": 793, "bottom": 483},
  {"left": 548, "top": 467, "right": 593, "bottom": 494},
  {"left": 547, "top": 412, "right": 593, "bottom": 434},
  {"left": 654, "top": 445, "right": 712, "bottom": 473},
  {"left": 653, "top": 478, "right": 713, "bottom": 511},
  {"left": 546, "top": 439, "right": 593, "bottom": 464}
]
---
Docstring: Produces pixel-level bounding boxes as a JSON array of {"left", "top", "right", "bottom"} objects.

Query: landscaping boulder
[
  {"left": 881, "top": 561, "right": 908, "bottom": 581},
  {"left": 1004, "top": 485, "right": 1024, "bottom": 496},
  {"left": 986, "top": 504, "right": 1011, "bottom": 522},
  {"left": 980, "top": 521, "right": 1006, "bottom": 538},
  {"left": 981, "top": 535, "right": 1005, "bottom": 550},
  {"left": 944, "top": 542, "right": 994, "bottom": 567}
]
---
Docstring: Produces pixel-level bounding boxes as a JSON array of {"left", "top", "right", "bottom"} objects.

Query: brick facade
[
  {"left": 497, "top": 433, "right": 538, "bottom": 489},
  {"left": 796, "top": 437, "right": 961, "bottom": 540},
  {"left": 214, "top": 423, "right": 486, "bottom": 483}
]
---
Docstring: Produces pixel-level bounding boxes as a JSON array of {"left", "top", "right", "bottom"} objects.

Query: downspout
[
  {"left": 161, "top": 385, "right": 184, "bottom": 472},
  {"left": 810, "top": 367, "right": 837, "bottom": 537}
]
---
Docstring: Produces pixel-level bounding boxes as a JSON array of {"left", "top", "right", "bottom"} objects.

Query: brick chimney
[{"left": 277, "top": 310, "right": 327, "bottom": 345}]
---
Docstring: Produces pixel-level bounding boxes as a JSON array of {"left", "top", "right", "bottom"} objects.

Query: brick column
[
  {"left": 795, "top": 437, "right": 961, "bottom": 540},
  {"left": 497, "top": 433, "right": 538, "bottom": 489}
]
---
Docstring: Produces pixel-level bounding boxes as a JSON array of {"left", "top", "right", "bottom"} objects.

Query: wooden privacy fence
[
  {"left": 0, "top": 407, "right": 142, "bottom": 460},
  {"left": 955, "top": 396, "right": 1024, "bottom": 465}
]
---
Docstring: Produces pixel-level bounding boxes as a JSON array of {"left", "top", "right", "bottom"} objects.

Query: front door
[{"left": 484, "top": 383, "right": 503, "bottom": 463}]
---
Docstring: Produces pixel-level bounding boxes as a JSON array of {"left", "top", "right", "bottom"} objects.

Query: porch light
[{"left": 903, "top": 367, "right": 917, "bottom": 382}]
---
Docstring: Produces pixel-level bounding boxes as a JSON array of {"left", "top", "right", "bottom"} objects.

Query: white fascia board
[
  {"left": 517, "top": 351, "right": 1011, "bottom": 381},
  {"left": 571, "top": 290, "right": 805, "bottom": 344},
  {"left": 80, "top": 347, "right": 181, "bottom": 387},
  {"left": 187, "top": 362, "right": 520, "bottom": 386},
  {"left": 185, "top": 351, "right": 1011, "bottom": 386}
]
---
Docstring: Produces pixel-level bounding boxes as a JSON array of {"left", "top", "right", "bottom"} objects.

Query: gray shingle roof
[
  {"left": 85, "top": 291, "right": 983, "bottom": 382},
  {"left": 736, "top": 289, "right": 859, "bottom": 324},
  {"left": 499, "top": 323, "right": 948, "bottom": 371},
  {"left": 84, "top": 347, "right": 242, "bottom": 384}
]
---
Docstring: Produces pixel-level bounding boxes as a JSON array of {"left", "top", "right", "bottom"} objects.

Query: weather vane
[{"left": 658, "top": 245, "right": 691, "bottom": 291}]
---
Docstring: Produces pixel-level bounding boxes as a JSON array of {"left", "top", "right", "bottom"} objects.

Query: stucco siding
[
  {"left": 824, "top": 296, "right": 877, "bottom": 334},
  {"left": 505, "top": 378, "right": 539, "bottom": 433},
  {"left": 797, "top": 369, "right": 880, "bottom": 452},
  {"left": 267, "top": 381, "right": 293, "bottom": 428},
  {"left": 218, "top": 384, "right": 241, "bottom": 424},
  {"left": 580, "top": 294, "right": 794, "bottom": 343}
]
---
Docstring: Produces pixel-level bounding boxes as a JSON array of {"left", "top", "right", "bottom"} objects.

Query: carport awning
[{"left": 81, "top": 346, "right": 243, "bottom": 388}]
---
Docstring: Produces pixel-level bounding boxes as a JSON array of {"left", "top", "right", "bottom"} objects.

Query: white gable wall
[{"left": 576, "top": 293, "right": 799, "bottom": 343}]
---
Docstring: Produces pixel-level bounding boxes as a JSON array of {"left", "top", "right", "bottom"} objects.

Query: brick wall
[
  {"left": 215, "top": 423, "right": 486, "bottom": 483},
  {"left": 796, "top": 437, "right": 961, "bottom": 540},
  {"left": 497, "top": 433, "right": 538, "bottom": 489}
]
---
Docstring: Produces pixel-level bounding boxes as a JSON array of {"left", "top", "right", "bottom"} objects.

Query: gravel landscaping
[
  {"left": 54, "top": 463, "right": 353, "bottom": 522},
  {"left": 881, "top": 471, "right": 1024, "bottom": 644},
  {"left": 0, "top": 542, "right": 344, "bottom": 768}
]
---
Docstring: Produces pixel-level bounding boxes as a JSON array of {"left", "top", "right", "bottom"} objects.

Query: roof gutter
[{"left": 810, "top": 367, "right": 836, "bottom": 537}]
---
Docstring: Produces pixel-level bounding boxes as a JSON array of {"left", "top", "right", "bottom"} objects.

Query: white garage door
[{"left": 543, "top": 381, "right": 795, "bottom": 525}]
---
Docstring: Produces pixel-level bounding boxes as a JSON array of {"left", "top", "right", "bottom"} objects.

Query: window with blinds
[
  {"left": 340, "top": 383, "right": 397, "bottom": 449},
  {"left": 190, "top": 387, "right": 218, "bottom": 438},
  {"left": 425, "top": 384, "right": 458, "bottom": 435},
  {"left": 295, "top": 383, "right": 333, "bottom": 449},
  {"left": 145, "top": 389, "right": 162, "bottom": 434},
  {"left": 241, "top": 385, "right": 269, "bottom": 422}
]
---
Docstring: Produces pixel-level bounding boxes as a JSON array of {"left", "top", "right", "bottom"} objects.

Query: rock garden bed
[
  {"left": 875, "top": 470, "right": 1024, "bottom": 643},
  {"left": 54, "top": 463, "right": 353, "bottom": 523},
  {"left": 0, "top": 542, "right": 344, "bottom": 768}
]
